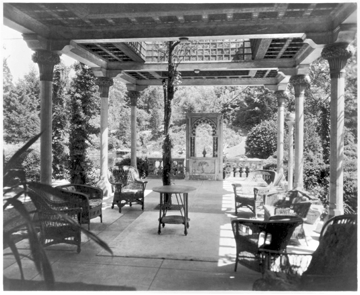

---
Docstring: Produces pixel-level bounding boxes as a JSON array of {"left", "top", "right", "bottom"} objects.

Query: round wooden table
[{"left": 152, "top": 185, "right": 196, "bottom": 236}]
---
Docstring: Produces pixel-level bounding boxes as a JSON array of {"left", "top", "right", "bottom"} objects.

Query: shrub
[
  {"left": 115, "top": 156, "right": 149, "bottom": 178},
  {"left": 245, "top": 119, "right": 277, "bottom": 159}
]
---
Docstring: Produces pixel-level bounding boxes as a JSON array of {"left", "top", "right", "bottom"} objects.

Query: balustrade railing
[
  {"left": 223, "top": 158, "right": 265, "bottom": 179},
  {"left": 126, "top": 42, "right": 147, "bottom": 60},
  {"left": 147, "top": 158, "right": 185, "bottom": 179}
]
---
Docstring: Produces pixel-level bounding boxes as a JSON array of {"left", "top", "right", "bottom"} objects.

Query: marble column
[
  {"left": 321, "top": 42, "right": 354, "bottom": 217},
  {"left": 275, "top": 90, "right": 287, "bottom": 177},
  {"left": 32, "top": 50, "right": 60, "bottom": 184},
  {"left": 96, "top": 77, "right": 113, "bottom": 197},
  {"left": 289, "top": 75, "right": 310, "bottom": 189},
  {"left": 128, "top": 91, "right": 140, "bottom": 167},
  {"left": 286, "top": 113, "right": 295, "bottom": 190}
]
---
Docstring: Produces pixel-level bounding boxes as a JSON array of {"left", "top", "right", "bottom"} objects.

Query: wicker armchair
[
  {"left": 263, "top": 189, "right": 314, "bottom": 221},
  {"left": 234, "top": 170, "right": 278, "bottom": 188},
  {"left": 109, "top": 165, "right": 148, "bottom": 213},
  {"left": 263, "top": 189, "right": 315, "bottom": 244},
  {"left": 231, "top": 216, "right": 303, "bottom": 273},
  {"left": 253, "top": 214, "right": 357, "bottom": 291},
  {"left": 27, "top": 182, "right": 82, "bottom": 253},
  {"left": 232, "top": 171, "right": 283, "bottom": 216},
  {"left": 55, "top": 184, "right": 103, "bottom": 230}
]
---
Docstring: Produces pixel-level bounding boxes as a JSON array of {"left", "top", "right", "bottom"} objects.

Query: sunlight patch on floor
[{"left": 217, "top": 220, "right": 236, "bottom": 267}]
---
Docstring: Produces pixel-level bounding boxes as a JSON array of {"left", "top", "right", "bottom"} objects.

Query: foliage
[
  {"left": 3, "top": 133, "right": 112, "bottom": 290},
  {"left": 52, "top": 64, "right": 71, "bottom": 179},
  {"left": 161, "top": 41, "right": 193, "bottom": 185},
  {"left": 230, "top": 87, "right": 278, "bottom": 133},
  {"left": 115, "top": 156, "right": 149, "bottom": 178},
  {"left": 3, "top": 67, "right": 40, "bottom": 143},
  {"left": 245, "top": 119, "right": 277, "bottom": 159},
  {"left": 68, "top": 63, "right": 100, "bottom": 184},
  {"left": 3, "top": 142, "right": 41, "bottom": 182}
]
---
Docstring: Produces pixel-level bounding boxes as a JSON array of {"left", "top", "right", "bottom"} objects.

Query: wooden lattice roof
[{"left": 4, "top": 3, "right": 357, "bottom": 88}]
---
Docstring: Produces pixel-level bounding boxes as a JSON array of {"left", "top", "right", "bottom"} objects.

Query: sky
[{"left": 3, "top": 25, "right": 76, "bottom": 82}]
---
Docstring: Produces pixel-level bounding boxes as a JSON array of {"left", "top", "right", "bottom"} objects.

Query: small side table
[{"left": 152, "top": 185, "right": 196, "bottom": 236}]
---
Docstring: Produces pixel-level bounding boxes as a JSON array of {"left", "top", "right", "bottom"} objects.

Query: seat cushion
[{"left": 88, "top": 199, "right": 103, "bottom": 208}]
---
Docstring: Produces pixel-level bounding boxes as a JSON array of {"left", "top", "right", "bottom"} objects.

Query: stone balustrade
[
  {"left": 223, "top": 157, "right": 265, "bottom": 179},
  {"left": 147, "top": 157, "right": 185, "bottom": 179}
]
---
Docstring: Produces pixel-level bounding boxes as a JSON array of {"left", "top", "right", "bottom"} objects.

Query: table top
[{"left": 152, "top": 185, "right": 197, "bottom": 194}]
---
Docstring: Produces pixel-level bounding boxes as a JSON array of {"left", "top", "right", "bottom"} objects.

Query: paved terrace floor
[{"left": 3, "top": 178, "right": 320, "bottom": 291}]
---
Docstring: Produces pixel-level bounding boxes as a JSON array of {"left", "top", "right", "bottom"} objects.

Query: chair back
[
  {"left": 28, "top": 182, "right": 74, "bottom": 211},
  {"left": 232, "top": 216, "right": 303, "bottom": 253},
  {"left": 111, "top": 165, "right": 142, "bottom": 186},
  {"left": 301, "top": 214, "right": 357, "bottom": 290},
  {"left": 248, "top": 170, "right": 277, "bottom": 185}
]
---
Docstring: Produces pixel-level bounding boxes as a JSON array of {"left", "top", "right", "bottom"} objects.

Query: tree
[
  {"left": 3, "top": 67, "right": 40, "bottom": 143},
  {"left": 230, "top": 86, "right": 278, "bottom": 133},
  {"left": 68, "top": 63, "right": 100, "bottom": 184},
  {"left": 52, "top": 64, "right": 71, "bottom": 179},
  {"left": 159, "top": 40, "right": 192, "bottom": 185}
]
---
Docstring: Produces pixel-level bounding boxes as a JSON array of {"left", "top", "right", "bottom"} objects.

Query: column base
[
  {"left": 96, "top": 176, "right": 112, "bottom": 198},
  {"left": 327, "top": 208, "right": 344, "bottom": 219}
]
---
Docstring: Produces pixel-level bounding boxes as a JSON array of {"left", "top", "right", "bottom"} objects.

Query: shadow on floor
[{"left": 4, "top": 278, "right": 136, "bottom": 291}]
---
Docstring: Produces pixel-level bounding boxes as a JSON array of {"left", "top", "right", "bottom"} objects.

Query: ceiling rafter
[{"left": 276, "top": 38, "right": 293, "bottom": 59}]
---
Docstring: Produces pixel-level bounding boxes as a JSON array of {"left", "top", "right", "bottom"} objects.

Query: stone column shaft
[
  {"left": 290, "top": 75, "right": 310, "bottom": 189},
  {"left": 287, "top": 115, "right": 295, "bottom": 190},
  {"left": 32, "top": 50, "right": 60, "bottom": 184},
  {"left": 322, "top": 42, "right": 354, "bottom": 217},
  {"left": 96, "top": 77, "right": 113, "bottom": 197},
  {"left": 275, "top": 91, "right": 287, "bottom": 176},
  {"left": 129, "top": 91, "right": 140, "bottom": 168}
]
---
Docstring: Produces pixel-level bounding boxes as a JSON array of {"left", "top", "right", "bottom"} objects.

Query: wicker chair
[
  {"left": 234, "top": 170, "right": 278, "bottom": 188},
  {"left": 27, "top": 182, "right": 82, "bottom": 253},
  {"left": 232, "top": 171, "right": 283, "bottom": 216},
  {"left": 253, "top": 214, "right": 357, "bottom": 291},
  {"left": 109, "top": 165, "right": 148, "bottom": 213},
  {"left": 56, "top": 184, "right": 103, "bottom": 230},
  {"left": 263, "top": 189, "right": 315, "bottom": 245},
  {"left": 231, "top": 216, "right": 303, "bottom": 273}
]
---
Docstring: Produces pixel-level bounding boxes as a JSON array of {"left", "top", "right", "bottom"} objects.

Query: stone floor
[{"left": 3, "top": 178, "right": 321, "bottom": 291}]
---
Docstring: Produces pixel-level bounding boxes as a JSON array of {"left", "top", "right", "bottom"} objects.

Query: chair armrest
[
  {"left": 57, "top": 184, "right": 103, "bottom": 200},
  {"left": 263, "top": 191, "right": 283, "bottom": 206},
  {"left": 292, "top": 202, "right": 312, "bottom": 219}
]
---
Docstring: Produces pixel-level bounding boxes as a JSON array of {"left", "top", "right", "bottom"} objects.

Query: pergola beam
[{"left": 107, "top": 59, "right": 295, "bottom": 71}]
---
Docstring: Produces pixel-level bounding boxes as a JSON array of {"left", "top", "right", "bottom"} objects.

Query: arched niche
[{"left": 186, "top": 113, "right": 223, "bottom": 180}]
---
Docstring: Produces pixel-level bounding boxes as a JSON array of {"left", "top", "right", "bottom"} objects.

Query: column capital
[
  {"left": 32, "top": 50, "right": 61, "bottom": 81},
  {"left": 274, "top": 90, "right": 288, "bottom": 106},
  {"left": 126, "top": 84, "right": 148, "bottom": 92},
  {"left": 321, "top": 42, "right": 354, "bottom": 78},
  {"left": 289, "top": 75, "right": 311, "bottom": 87},
  {"left": 128, "top": 90, "right": 140, "bottom": 107},
  {"left": 96, "top": 77, "right": 113, "bottom": 97},
  {"left": 321, "top": 42, "right": 354, "bottom": 60}
]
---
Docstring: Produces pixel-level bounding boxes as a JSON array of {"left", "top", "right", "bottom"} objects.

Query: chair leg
[
  {"left": 100, "top": 214, "right": 102, "bottom": 223},
  {"left": 88, "top": 221, "right": 90, "bottom": 231}
]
